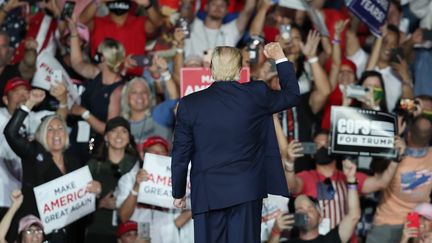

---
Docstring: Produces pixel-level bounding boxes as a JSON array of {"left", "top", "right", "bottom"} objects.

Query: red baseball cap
[
  {"left": 3, "top": 77, "right": 31, "bottom": 96},
  {"left": 142, "top": 136, "right": 170, "bottom": 152},
  {"left": 117, "top": 220, "right": 137, "bottom": 238}
]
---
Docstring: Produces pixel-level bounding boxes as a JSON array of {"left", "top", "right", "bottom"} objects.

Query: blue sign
[{"left": 345, "top": 0, "right": 389, "bottom": 36}]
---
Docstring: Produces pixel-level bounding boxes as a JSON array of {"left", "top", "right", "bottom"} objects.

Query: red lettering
[
  {"left": 43, "top": 203, "right": 51, "bottom": 214},
  {"left": 51, "top": 199, "right": 60, "bottom": 210},
  {"left": 156, "top": 175, "right": 167, "bottom": 185},
  {"left": 147, "top": 173, "right": 155, "bottom": 183},
  {"left": 66, "top": 193, "right": 74, "bottom": 204}
]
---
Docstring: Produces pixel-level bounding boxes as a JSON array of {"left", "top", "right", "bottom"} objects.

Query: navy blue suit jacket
[{"left": 171, "top": 61, "right": 300, "bottom": 215}]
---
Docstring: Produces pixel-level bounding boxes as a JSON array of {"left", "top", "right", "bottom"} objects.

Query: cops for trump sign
[
  {"left": 33, "top": 166, "right": 95, "bottom": 234},
  {"left": 330, "top": 106, "right": 397, "bottom": 158},
  {"left": 180, "top": 67, "right": 250, "bottom": 97},
  {"left": 138, "top": 153, "right": 191, "bottom": 209}
]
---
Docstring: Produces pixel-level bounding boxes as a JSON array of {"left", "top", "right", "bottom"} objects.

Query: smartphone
[
  {"left": 176, "top": 17, "right": 190, "bottom": 39},
  {"left": 131, "top": 55, "right": 152, "bottom": 67},
  {"left": 61, "top": 1, "right": 75, "bottom": 20},
  {"left": 293, "top": 213, "right": 308, "bottom": 228},
  {"left": 247, "top": 39, "right": 260, "bottom": 64},
  {"left": 422, "top": 29, "right": 432, "bottom": 42},
  {"left": 301, "top": 142, "right": 317, "bottom": 155},
  {"left": 390, "top": 48, "right": 404, "bottom": 63},
  {"left": 52, "top": 70, "right": 62, "bottom": 85},
  {"left": 137, "top": 222, "right": 151, "bottom": 240},
  {"left": 407, "top": 212, "right": 420, "bottom": 237},
  {"left": 279, "top": 25, "right": 292, "bottom": 40},
  {"left": 346, "top": 85, "right": 369, "bottom": 100}
]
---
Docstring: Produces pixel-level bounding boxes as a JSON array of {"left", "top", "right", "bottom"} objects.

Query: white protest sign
[
  {"left": 33, "top": 166, "right": 95, "bottom": 234},
  {"left": 33, "top": 50, "right": 81, "bottom": 107},
  {"left": 138, "top": 153, "right": 191, "bottom": 209},
  {"left": 278, "top": 0, "right": 307, "bottom": 10}
]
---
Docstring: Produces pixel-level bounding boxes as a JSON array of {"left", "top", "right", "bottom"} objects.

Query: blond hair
[
  {"left": 120, "top": 77, "right": 155, "bottom": 120},
  {"left": 35, "top": 115, "right": 69, "bottom": 152},
  {"left": 210, "top": 46, "right": 242, "bottom": 81},
  {"left": 98, "top": 38, "right": 125, "bottom": 74}
]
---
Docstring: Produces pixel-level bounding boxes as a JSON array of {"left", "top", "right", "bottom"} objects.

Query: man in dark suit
[{"left": 171, "top": 43, "right": 300, "bottom": 242}]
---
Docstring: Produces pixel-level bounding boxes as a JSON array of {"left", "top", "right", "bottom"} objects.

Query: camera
[{"left": 346, "top": 85, "right": 369, "bottom": 100}]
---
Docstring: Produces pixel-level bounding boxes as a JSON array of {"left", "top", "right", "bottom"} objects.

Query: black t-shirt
[{"left": 285, "top": 227, "right": 342, "bottom": 243}]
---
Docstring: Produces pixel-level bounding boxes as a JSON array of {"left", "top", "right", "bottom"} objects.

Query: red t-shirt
[{"left": 91, "top": 14, "right": 146, "bottom": 76}]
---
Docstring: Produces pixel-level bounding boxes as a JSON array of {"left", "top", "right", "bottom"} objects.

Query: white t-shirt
[
  {"left": 375, "top": 66, "right": 402, "bottom": 112},
  {"left": 184, "top": 18, "right": 241, "bottom": 58},
  {"left": 0, "top": 107, "right": 53, "bottom": 207},
  {"left": 348, "top": 48, "right": 369, "bottom": 79},
  {"left": 114, "top": 163, "right": 194, "bottom": 243}
]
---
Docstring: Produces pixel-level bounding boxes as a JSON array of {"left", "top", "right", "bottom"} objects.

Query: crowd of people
[{"left": 0, "top": 0, "right": 430, "bottom": 242}]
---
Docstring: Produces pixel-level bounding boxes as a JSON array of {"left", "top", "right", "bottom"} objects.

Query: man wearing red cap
[
  {"left": 0, "top": 77, "right": 67, "bottom": 219},
  {"left": 117, "top": 221, "right": 138, "bottom": 243}
]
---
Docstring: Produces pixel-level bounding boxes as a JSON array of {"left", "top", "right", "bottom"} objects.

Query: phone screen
[
  {"left": 301, "top": 142, "right": 317, "bottom": 155},
  {"left": 61, "top": 1, "right": 75, "bottom": 20},
  {"left": 131, "top": 55, "right": 152, "bottom": 67},
  {"left": 294, "top": 213, "right": 308, "bottom": 227}
]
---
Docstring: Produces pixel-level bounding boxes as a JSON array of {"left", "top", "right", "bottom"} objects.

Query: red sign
[{"left": 180, "top": 67, "right": 250, "bottom": 97}]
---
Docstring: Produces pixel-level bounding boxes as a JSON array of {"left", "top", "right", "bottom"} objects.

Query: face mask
[
  {"left": 373, "top": 87, "right": 384, "bottom": 102},
  {"left": 422, "top": 110, "right": 432, "bottom": 123},
  {"left": 314, "top": 147, "right": 333, "bottom": 165},
  {"left": 107, "top": 0, "right": 131, "bottom": 16}
]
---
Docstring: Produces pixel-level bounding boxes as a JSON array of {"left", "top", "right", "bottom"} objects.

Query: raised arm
[
  {"left": 4, "top": 90, "right": 45, "bottom": 158},
  {"left": 172, "top": 28, "right": 186, "bottom": 88},
  {"left": 118, "top": 168, "right": 147, "bottom": 222},
  {"left": 362, "top": 136, "right": 404, "bottom": 193},
  {"left": 329, "top": 20, "right": 349, "bottom": 91},
  {"left": 0, "top": 190, "right": 23, "bottom": 243},
  {"left": 338, "top": 160, "right": 361, "bottom": 243},
  {"left": 0, "top": 0, "right": 27, "bottom": 26},
  {"left": 366, "top": 26, "right": 386, "bottom": 71},
  {"left": 249, "top": 0, "right": 273, "bottom": 36},
  {"left": 264, "top": 43, "right": 300, "bottom": 113},
  {"left": 274, "top": 115, "right": 304, "bottom": 194},
  {"left": 133, "top": 0, "right": 163, "bottom": 34},
  {"left": 236, "top": 0, "right": 256, "bottom": 33},
  {"left": 301, "top": 31, "right": 331, "bottom": 114},
  {"left": 68, "top": 17, "right": 100, "bottom": 79}
]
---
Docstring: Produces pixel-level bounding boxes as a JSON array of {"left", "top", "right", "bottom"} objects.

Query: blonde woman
[
  {"left": 68, "top": 18, "right": 125, "bottom": 158},
  {"left": 4, "top": 90, "right": 101, "bottom": 243}
]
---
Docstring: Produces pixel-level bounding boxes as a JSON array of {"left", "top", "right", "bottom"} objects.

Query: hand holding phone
[
  {"left": 293, "top": 212, "right": 308, "bottom": 228},
  {"left": 131, "top": 55, "right": 153, "bottom": 67},
  {"left": 61, "top": 1, "right": 75, "bottom": 20}
]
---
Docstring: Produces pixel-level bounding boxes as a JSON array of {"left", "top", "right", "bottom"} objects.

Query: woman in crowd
[
  {"left": 4, "top": 89, "right": 101, "bottom": 243},
  {"left": 120, "top": 77, "right": 173, "bottom": 156},
  {"left": 350, "top": 70, "right": 389, "bottom": 112},
  {"left": 68, "top": 18, "right": 125, "bottom": 157},
  {"left": 86, "top": 116, "right": 141, "bottom": 242}
]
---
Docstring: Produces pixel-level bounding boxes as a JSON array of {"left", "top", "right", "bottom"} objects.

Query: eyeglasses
[
  {"left": 323, "top": 178, "right": 335, "bottom": 198},
  {"left": 24, "top": 229, "right": 43, "bottom": 235}
]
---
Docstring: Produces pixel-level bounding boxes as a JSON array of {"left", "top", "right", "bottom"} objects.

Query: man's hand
[
  {"left": 342, "top": 159, "right": 357, "bottom": 183},
  {"left": 173, "top": 197, "right": 186, "bottom": 209},
  {"left": 86, "top": 180, "right": 102, "bottom": 197},
  {"left": 394, "top": 136, "right": 406, "bottom": 158},
  {"left": 10, "top": 189, "right": 23, "bottom": 209},
  {"left": 264, "top": 42, "right": 285, "bottom": 60},
  {"left": 25, "top": 89, "right": 46, "bottom": 109},
  {"left": 274, "top": 212, "right": 294, "bottom": 231}
]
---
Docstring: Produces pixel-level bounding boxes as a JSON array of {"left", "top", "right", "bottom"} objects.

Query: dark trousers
[{"left": 193, "top": 199, "right": 262, "bottom": 243}]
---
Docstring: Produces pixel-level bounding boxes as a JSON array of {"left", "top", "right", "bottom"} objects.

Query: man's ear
[{"left": 2, "top": 95, "right": 8, "bottom": 106}]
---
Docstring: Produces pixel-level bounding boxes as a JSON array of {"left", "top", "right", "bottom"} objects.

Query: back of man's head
[
  {"left": 408, "top": 115, "right": 432, "bottom": 147},
  {"left": 211, "top": 46, "right": 242, "bottom": 81}
]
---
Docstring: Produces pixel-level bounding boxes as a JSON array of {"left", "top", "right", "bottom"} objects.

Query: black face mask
[
  {"left": 314, "top": 147, "right": 333, "bottom": 165},
  {"left": 107, "top": 0, "right": 131, "bottom": 16}
]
